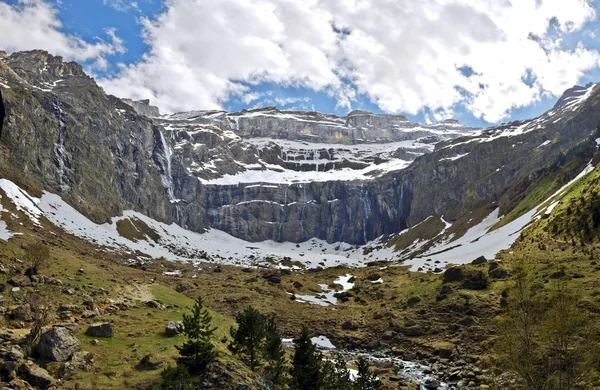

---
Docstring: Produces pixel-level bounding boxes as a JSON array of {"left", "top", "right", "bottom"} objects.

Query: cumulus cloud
[
  {"left": 3, "top": 0, "right": 600, "bottom": 122},
  {"left": 0, "top": 0, "right": 125, "bottom": 67}
]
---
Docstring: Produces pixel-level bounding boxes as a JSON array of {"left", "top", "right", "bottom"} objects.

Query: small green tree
[
  {"left": 319, "top": 354, "right": 352, "bottom": 390},
  {"left": 24, "top": 242, "right": 50, "bottom": 275},
  {"left": 229, "top": 306, "right": 266, "bottom": 370},
  {"left": 177, "top": 296, "right": 218, "bottom": 373},
  {"left": 154, "top": 365, "right": 194, "bottom": 390},
  {"left": 263, "top": 316, "right": 287, "bottom": 386},
  {"left": 290, "top": 327, "right": 322, "bottom": 390},
  {"left": 353, "top": 356, "right": 381, "bottom": 390}
]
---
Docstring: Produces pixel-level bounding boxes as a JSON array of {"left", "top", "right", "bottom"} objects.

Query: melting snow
[
  {"left": 293, "top": 274, "right": 354, "bottom": 306},
  {"left": 440, "top": 153, "right": 469, "bottom": 162},
  {"left": 311, "top": 336, "right": 336, "bottom": 349},
  {"left": 0, "top": 179, "right": 42, "bottom": 226}
]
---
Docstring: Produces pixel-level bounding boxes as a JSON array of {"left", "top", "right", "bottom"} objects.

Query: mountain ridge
[{"left": 1, "top": 49, "right": 599, "bottom": 251}]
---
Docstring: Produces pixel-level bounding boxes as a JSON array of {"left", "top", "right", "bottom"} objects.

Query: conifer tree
[
  {"left": 177, "top": 296, "right": 218, "bottom": 373},
  {"left": 264, "top": 316, "right": 287, "bottom": 386},
  {"left": 353, "top": 356, "right": 381, "bottom": 390},
  {"left": 229, "top": 306, "right": 266, "bottom": 369},
  {"left": 290, "top": 327, "right": 322, "bottom": 390},
  {"left": 319, "top": 354, "right": 352, "bottom": 390}
]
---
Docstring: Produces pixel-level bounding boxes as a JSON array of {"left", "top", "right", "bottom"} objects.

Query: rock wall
[{"left": 1, "top": 50, "right": 599, "bottom": 246}]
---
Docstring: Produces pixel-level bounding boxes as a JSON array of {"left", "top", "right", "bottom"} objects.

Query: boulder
[
  {"left": 443, "top": 267, "right": 464, "bottom": 283},
  {"left": 37, "top": 327, "right": 81, "bottom": 362},
  {"left": 7, "top": 347, "right": 24, "bottom": 361},
  {"left": 341, "top": 320, "right": 355, "bottom": 330},
  {"left": 471, "top": 256, "right": 487, "bottom": 265},
  {"left": 143, "top": 300, "right": 166, "bottom": 310},
  {"left": 7, "top": 276, "right": 30, "bottom": 288},
  {"left": 407, "top": 296, "right": 421, "bottom": 306},
  {"left": 10, "top": 304, "right": 32, "bottom": 322},
  {"left": 64, "top": 351, "right": 93, "bottom": 373},
  {"left": 0, "top": 361, "right": 18, "bottom": 381},
  {"left": 81, "top": 308, "right": 100, "bottom": 318},
  {"left": 164, "top": 321, "right": 184, "bottom": 336},
  {"left": 18, "top": 363, "right": 55, "bottom": 389},
  {"left": 85, "top": 323, "right": 114, "bottom": 338}
]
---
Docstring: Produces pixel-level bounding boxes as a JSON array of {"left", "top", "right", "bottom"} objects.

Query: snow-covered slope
[{"left": 1, "top": 159, "right": 594, "bottom": 273}]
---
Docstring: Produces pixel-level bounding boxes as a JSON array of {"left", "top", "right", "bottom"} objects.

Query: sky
[{"left": 1, "top": 0, "right": 600, "bottom": 127}]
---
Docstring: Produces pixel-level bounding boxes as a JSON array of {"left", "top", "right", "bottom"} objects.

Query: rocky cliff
[{"left": 1, "top": 50, "right": 599, "bottom": 247}]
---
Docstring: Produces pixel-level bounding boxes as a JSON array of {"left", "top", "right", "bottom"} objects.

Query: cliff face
[
  {"left": 0, "top": 50, "right": 171, "bottom": 224},
  {"left": 1, "top": 50, "right": 599, "bottom": 246}
]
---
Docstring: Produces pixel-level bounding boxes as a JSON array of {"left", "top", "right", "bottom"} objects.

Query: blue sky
[{"left": 2, "top": 0, "right": 600, "bottom": 127}]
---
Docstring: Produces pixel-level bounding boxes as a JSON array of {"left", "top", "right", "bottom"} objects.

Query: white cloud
[
  {"left": 103, "top": 0, "right": 140, "bottom": 12},
  {"left": 3, "top": 0, "right": 600, "bottom": 122},
  {"left": 0, "top": 0, "right": 124, "bottom": 67}
]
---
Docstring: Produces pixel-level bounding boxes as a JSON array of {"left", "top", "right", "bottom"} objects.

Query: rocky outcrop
[
  {"left": 121, "top": 98, "right": 160, "bottom": 117},
  {"left": 0, "top": 50, "right": 171, "bottom": 224}
]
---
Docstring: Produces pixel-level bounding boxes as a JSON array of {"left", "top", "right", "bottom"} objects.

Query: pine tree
[
  {"left": 264, "top": 316, "right": 287, "bottom": 386},
  {"left": 155, "top": 365, "right": 194, "bottom": 390},
  {"left": 290, "top": 327, "right": 321, "bottom": 390},
  {"left": 177, "top": 296, "right": 218, "bottom": 373},
  {"left": 319, "top": 354, "right": 353, "bottom": 390},
  {"left": 229, "top": 306, "right": 266, "bottom": 370},
  {"left": 353, "top": 356, "right": 381, "bottom": 390}
]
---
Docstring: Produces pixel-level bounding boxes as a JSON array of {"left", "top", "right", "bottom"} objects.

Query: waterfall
[
  {"left": 158, "top": 131, "right": 175, "bottom": 200},
  {"left": 278, "top": 185, "right": 288, "bottom": 241},
  {"left": 52, "top": 95, "right": 71, "bottom": 192},
  {"left": 360, "top": 184, "right": 372, "bottom": 244}
]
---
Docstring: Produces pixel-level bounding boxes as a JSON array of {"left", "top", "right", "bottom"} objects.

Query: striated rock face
[
  {"left": 1, "top": 50, "right": 600, "bottom": 247},
  {"left": 0, "top": 50, "right": 171, "bottom": 224}
]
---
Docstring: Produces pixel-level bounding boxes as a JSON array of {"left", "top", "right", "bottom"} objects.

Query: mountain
[
  {"left": 1, "top": 50, "right": 599, "bottom": 265},
  {"left": 3, "top": 50, "right": 600, "bottom": 390}
]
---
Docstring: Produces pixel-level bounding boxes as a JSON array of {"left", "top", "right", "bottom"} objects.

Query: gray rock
[
  {"left": 37, "top": 327, "right": 81, "bottom": 362},
  {"left": 143, "top": 300, "right": 166, "bottom": 310},
  {"left": 18, "top": 363, "right": 55, "bottom": 389},
  {"left": 471, "top": 256, "right": 487, "bottom": 265},
  {"left": 443, "top": 268, "right": 464, "bottom": 283},
  {"left": 81, "top": 308, "right": 100, "bottom": 318},
  {"left": 63, "top": 351, "right": 93, "bottom": 372},
  {"left": 85, "top": 323, "right": 114, "bottom": 338},
  {"left": 164, "top": 321, "right": 183, "bottom": 336},
  {"left": 7, "top": 347, "right": 24, "bottom": 361},
  {"left": 0, "top": 360, "right": 18, "bottom": 381},
  {"left": 10, "top": 304, "right": 32, "bottom": 322}
]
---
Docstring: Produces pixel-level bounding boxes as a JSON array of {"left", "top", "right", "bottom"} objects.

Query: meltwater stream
[{"left": 282, "top": 336, "right": 449, "bottom": 389}]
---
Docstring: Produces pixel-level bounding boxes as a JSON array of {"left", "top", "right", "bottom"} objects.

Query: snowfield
[{"left": 0, "top": 158, "right": 594, "bottom": 272}]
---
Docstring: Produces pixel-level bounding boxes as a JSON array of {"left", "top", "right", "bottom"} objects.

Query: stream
[{"left": 282, "top": 336, "right": 449, "bottom": 389}]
